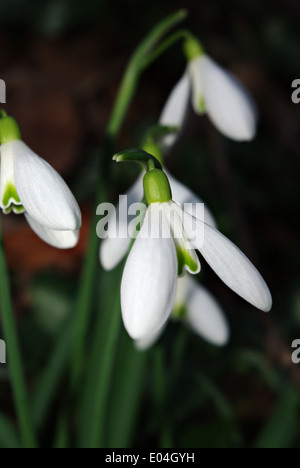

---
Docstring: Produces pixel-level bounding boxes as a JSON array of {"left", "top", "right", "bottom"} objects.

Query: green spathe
[
  {"left": 0, "top": 114, "right": 22, "bottom": 144},
  {"left": 113, "top": 148, "right": 162, "bottom": 171},
  {"left": 183, "top": 34, "right": 205, "bottom": 61},
  {"left": 143, "top": 169, "right": 172, "bottom": 205}
]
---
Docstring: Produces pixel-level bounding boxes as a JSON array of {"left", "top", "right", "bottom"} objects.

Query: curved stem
[
  {"left": 107, "top": 10, "right": 188, "bottom": 139},
  {"left": 141, "top": 29, "right": 192, "bottom": 70},
  {"left": 0, "top": 218, "right": 36, "bottom": 448}
]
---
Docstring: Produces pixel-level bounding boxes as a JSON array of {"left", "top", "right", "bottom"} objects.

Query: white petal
[
  {"left": 166, "top": 171, "right": 217, "bottom": 228},
  {"left": 176, "top": 276, "right": 229, "bottom": 346},
  {"left": 121, "top": 203, "right": 177, "bottom": 340},
  {"left": 189, "top": 59, "right": 206, "bottom": 114},
  {"left": 197, "top": 56, "right": 257, "bottom": 141},
  {"left": 100, "top": 175, "right": 144, "bottom": 270},
  {"left": 159, "top": 73, "right": 191, "bottom": 148},
  {"left": 25, "top": 213, "right": 79, "bottom": 249},
  {"left": 135, "top": 324, "right": 166, "bottom": 351},
  {"left": 12, "top": 141, "right": 81, "bottom": 230},
  {"left": 182, "top": 210, "right": 272, "bottom": 312}
]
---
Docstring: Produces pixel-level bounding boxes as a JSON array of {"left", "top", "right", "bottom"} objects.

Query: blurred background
[{"left": 0, "top": 0, "right": 300, "bottom": 448}]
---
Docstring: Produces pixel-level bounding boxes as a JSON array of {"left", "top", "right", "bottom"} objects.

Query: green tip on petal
[
  {"left": 183, "top": 35, "right": 205, "bottom": 62},
  {"left": 2, "top": 182, "right": 24, "bottom": 214},
  {"left": 176, "top": 243, "right": 200, "bottom": 277},
  {"left": 0, "top": 115, "right": 22, "bottom": 144},
  {"left": 143, "top": 169, "right": 172, "bottom": 205}
]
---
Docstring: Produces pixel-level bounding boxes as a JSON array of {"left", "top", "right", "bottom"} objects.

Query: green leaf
[
  {"left": 0, "top": 413, "right": 21, "bottom": 448},
  {"left": 254, "top": 384, "right": 300, "bottom": 449},
  {"left": 31, "top": 317, "right": 73, "bottom": 429},
  {"left": 78, "top": 266, "right": 123, "bottom": 448},
  {"left": 106, "top": 329, "right": 147, "bottom": 448}
]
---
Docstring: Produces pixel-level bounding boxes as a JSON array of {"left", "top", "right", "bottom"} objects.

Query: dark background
[{"left": 0, "top": 0, "right": 300, "bottom": 448}]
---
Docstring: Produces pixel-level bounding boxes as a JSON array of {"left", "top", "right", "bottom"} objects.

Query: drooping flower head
[
  {"left": 160, "top": 34, "right": 258, "bottom": 143},
  {"left": 0, "top": 111, "right": 81, "bottom": 248},
  {"left": 114, "top": 149, "right": 272, "bottom": 340}
]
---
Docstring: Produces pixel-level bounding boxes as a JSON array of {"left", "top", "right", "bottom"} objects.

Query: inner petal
[
  {"left": 0, "top": 143, "right": 24, "bottom": 214},
  {"left": 164, "top": 201, "right": 200, "bottom": 276}
]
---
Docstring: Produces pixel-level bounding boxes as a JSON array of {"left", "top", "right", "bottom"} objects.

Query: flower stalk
[{"left": 0, "top": 217, "right": 36, "bottom": 448}]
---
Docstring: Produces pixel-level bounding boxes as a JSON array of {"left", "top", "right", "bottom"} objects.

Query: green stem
[
  {"left": 141, "top": 29, "right": 192, "bottom": 70},
  {"left": 107, "top": 9, "right": 188, "bottom": 138},
  {"left": 0, "top": 218, "right": 36, "bottom": 448},
  {"left": 71, "top": 179, "right": 106, "bottom": 385},
  {"left": 153, "top": 347, "right": 173, "bottom": 449}
]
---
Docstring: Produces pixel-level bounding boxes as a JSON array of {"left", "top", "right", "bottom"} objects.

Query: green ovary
[{"left": 2, "top": 183, "right": 25, "bottom": 214}]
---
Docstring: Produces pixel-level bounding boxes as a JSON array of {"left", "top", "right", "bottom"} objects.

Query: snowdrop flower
[
  {"left": 160, "top": 36, "right": 257, "bottom": 143},
  {"left": 120, "top": 156, "right": 272, "bottom": 340},
  {"left": 136, "top": 275, "right": 229, "bottom": 350},
  {"left": 100, "top": 170, "right": 216, "bottom": 271},
  {"left": 0, "top": 112, "right": 81, "bottom": 248}
]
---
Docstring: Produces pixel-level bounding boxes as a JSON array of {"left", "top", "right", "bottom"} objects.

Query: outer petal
[
  {"left": 195, "top": 55, "right": 257, "bottom": 141},
  {"left": 100, "top": 175, "right": 144, "bottom": 270},
  {"left": 13, "top": 141, "right": 81, "bottom": 230},
  {"left": 176, "top": 276, "right": 229, "bottom": 346},
  {"left": 182, "top": 209, "right": 272, "bottom": 312},
  {"left": 135, "top": 324, "right": 166, "bottom": 351},
  {"left": 167, "top": 171, "right": 217, "bottom": 228},
  {"left": 121, "top": 203, "right": 177, "bottom": 340},
  {"left": 159, "top": 73, "right": 191, "bottom": 148},
  {"left": 25, "top": 213, "right": 79, "bottom": 249}
]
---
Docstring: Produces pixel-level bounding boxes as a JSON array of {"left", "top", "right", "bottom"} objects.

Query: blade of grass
[
  {"left": 0, "top": 218, "right": 36, "bottom": 448},
  {"left": 78, "top": 266, "right": 123, "bottom": 448},
  {"left": 0, "top": 413, "right": 21, "bottom": 448},
  {"left": 71, "top": 179, "right": 107, "bottom": 385},
  {"left": 153, "top": 347, "right": 173, "bottom": 448},
  {"left": 254, "top": 383, "right": 300, "bottom": 449},
  {"left": 31, "top": 316, "right": 74, "bottom": 429},
  {"left": 106, "top": 329, "right": 147, "bottom": 448}
]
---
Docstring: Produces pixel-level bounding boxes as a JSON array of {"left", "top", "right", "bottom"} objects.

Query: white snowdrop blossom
[
  {"left": 136, "top": 275, "right": 230, "bottom": 350},
  {"left": 0, "top": 117, "right": 81, "bottom": 249},
  {"left": 100, "top": 170, "right": 216, "bottom": 271},
  {"left": 160, "top": 49, "right": 257, "bottom": 143},
  {"left": 121, "top": 167, "right": 272, "bottom": 340}
]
